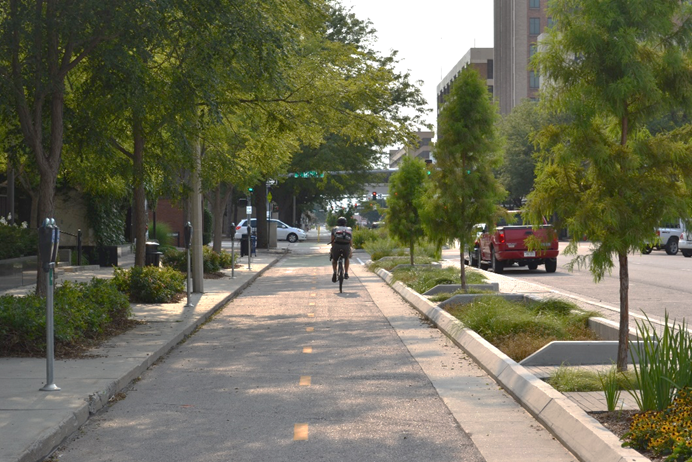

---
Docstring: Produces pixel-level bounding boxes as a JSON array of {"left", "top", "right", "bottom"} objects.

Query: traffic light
[
  {"left": 372, "top": 191, "right": 377, "bottom": 201},
  {"left": 248, "top": 187, "right": 253, "bottom": 193}
]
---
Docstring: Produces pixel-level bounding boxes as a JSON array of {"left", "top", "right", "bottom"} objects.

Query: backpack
[{"left": 333, "top": 226, "right": 352, "bottom": 244}]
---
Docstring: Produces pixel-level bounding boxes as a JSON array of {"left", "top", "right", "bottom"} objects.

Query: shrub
[
  {"left": 0, "top": 278, "right": 130, "bottom": 356},
  {"left": 162, "top": 247, "right": 235, "bottom": 273},
  {"left": 352, "top": 227, "right": 387, "bottom": 249},
  {"left": 113, "top": 266, "right": 185, "bottom": 303},
  {"left": 0, "top": 219, "right": 38, "bottom": 260},
  {"left": 153, "top": 221, "right": 173, "bottom": 248}
]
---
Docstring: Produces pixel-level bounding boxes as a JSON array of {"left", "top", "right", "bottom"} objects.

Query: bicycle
[{"left": 336, "top": 250, "right": 345, "bottom": 293}]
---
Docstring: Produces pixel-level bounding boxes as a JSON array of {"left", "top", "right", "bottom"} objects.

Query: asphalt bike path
[{"left": 50, "top": 250, "right": 575, "bottom": 461}]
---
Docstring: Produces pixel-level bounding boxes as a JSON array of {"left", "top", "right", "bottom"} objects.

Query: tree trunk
[
  {"left": 132, "top": 124, "right": 147, "bottom": 267},
  {"left": 460, "top": 246, "right": 467, "bottom": 291},
  {"left": 191, "top": 139, "right": 204, "bottom": 293},
  {"left": 617, "top": 252, "right": 630, "bottom": 372},
  {"left": 210, "top": 184, "right": 233, "bottom": 253}
]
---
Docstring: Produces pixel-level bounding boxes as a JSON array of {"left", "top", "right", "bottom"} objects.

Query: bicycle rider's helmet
[{"left": 337, "top": 217, "right": 347, "bottom": 226}]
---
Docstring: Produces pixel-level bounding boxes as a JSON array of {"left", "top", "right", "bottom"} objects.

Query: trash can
[
  {"left": 239, "top": 235, "right": 257, "bottom": 257},
  {"left": 145, "top": 241, "right": 162, "bottom": 266}
]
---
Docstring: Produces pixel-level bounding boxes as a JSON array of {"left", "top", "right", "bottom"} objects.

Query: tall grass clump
[
  {"left": 599, "top": 365, "right": 623, "bottom": 411},
  {"left": 364, "top": 236, "right": 402, "bottom": 260},
  {"left": 391, "top": 266, "right": 486, "bottom": 294},
  {"left": 447, "top": 297, "right": 597, "bottom": 361},
  {"left": 628, "top": 312, "right": 692, "bottom": 412}
]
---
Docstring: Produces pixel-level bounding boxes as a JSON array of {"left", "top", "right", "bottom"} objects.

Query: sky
[{"left": 339, "top": 0, "right": 495, "bottom": 141}]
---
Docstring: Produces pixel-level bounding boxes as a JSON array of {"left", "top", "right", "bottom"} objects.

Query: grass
[
  {"left": 548, "top": 365, "right": 637, "bottom": 392},
  {"left": 445, "top": 296, "right": 598, "bottom": 362},
  {"left": 428, "top": 289, "right": 495, "bottom": 302},
  {"left": 368, "top": 256, "right": 434, "bottom": 272},
  {"left": 390, "top": 266, "right": 487, "bottom": 294}
]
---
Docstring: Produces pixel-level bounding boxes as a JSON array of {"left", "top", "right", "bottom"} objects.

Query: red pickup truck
[{"left": 474, "top": 212, "right": 559, "bottom": 274}]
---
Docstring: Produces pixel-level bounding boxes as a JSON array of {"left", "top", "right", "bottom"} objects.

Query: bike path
[{"left": 47, "top": 251, "right": 575, "bottom": 462}]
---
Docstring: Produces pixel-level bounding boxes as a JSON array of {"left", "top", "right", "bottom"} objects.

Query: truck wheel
[
  {"left": 683, "top": 250, "right": 692, "bottom": 258},
  {"left": 491, "top": 248, "right": 504, "bottom": 274},
  {"left": 641, "top": 245, "right": 653, "bottom": 255},
  {"left": 545, "top": 258, "right": 557, "bottom": 273},
  {"left": 469, "top": 248, "right": 479, "bottom": 267},
  {"left": 665, "top": 238, "right": 679, "bottom": 255},
  {"left": 528, "top": 263, "right": 538, "bottom": 270}
]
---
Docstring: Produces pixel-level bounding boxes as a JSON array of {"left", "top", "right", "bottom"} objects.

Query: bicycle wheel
[{"left": 338, "top": 257, "right": 344, "bottom": 293}]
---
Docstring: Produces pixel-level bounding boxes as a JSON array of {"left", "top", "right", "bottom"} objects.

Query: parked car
[
  {"left": 235, "top": 219, "right": 307, "bottom": 243},
  {"left": 678, "top": 223, "right": 692, "bottom": 257},
  {"left": 477, "top": 211, "right": 559, "bottom": 274},
  {"left": 642, "top": 220, "right": 685, "bottom": 255}
]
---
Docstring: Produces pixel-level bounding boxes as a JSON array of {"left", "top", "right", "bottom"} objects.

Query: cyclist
[{"left": 330, "top": 216, "right": 353, "bottom": 282}]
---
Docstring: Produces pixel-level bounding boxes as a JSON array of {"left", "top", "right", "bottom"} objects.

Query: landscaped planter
[{"left": 374, "top": 266, "right": 649, "bottom": 462}]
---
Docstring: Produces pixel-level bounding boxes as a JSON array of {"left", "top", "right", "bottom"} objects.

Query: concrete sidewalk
[{"left": 0, "top": 250, "right": 284, "bottom": 462}]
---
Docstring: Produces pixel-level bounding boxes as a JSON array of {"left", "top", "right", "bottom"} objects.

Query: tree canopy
[
  {"left": 527, "top": 0, "right": 692, "bottom": 370},
  {"left": 421, "top": 67, "right": 505, "bottom": 289}
]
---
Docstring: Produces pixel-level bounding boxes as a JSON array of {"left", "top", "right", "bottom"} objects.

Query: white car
[
  {"left": 643, "top": 220, "right": 685, "bottom": 255},
  {"left": 235, "top": 219, "right": 307, "bottom": 243}
]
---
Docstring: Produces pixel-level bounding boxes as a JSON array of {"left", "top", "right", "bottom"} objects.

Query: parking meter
[
  {"left": 38, "top": 218, "right": 60, "bottom": 391},
  {"left": 229, "top": 222, "right": 236, "bottom": 240},
  {"left": 38, "top": 218, "right": 59, "bottom": 272},
  {"left": 184, "top": 222, "right": 193, "bottom": 250}
]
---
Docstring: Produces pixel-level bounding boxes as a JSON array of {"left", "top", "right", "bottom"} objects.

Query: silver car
[{"left": 235, "top": 219, "right": 307, "bottom": 243}]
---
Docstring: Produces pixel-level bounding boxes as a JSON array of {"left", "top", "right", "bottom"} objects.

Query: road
[{"left": 443, "top": 242, "right": 692, "bottom": 325}]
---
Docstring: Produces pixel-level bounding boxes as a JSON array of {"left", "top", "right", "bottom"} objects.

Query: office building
[{"left": 494, "top": 0, "right": 549, "bottom": 115}]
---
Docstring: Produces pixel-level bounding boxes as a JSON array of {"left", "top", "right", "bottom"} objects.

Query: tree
[
  {"left": 0, "top": 1, "right": 135, "bottom": 294},
  {"left": 387, "top": 156, "right": 427, "bottom": 265},
  {"left": 497, "top": 100, "right": 544, "bottom": 208},
  {"left": 420, "top": 68, "right": 505, "bottom": 289},
  {"left": 528, "top": 0, "right": 692, "bottom": 371}
]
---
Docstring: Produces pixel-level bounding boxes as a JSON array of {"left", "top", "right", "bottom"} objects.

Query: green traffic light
[{"left": 248, "top": 187, "right": 253, "bottom": 192}]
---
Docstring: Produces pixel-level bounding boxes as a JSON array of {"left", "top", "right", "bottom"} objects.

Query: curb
[
  {"left": 19, "top": 256, "right": 283, "bottom": 462},
  {"left": 376, "top": 268, "right": 649, "bottom": 462}
]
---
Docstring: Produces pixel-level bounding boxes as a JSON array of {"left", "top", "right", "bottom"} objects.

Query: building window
[
  {"left": 529, "top": 71, "right": 540, "bottom": 89},
  {"left": 548, "top": 17, "right": 556, "bottom": 29},
  {"left": 530, "top": 0, "right": 540, "bottom": 8},
  {"left": 530, "top": 44, "right": 537, "bottom": 58},
  {"left": 488, "top": 85, "right": 494, "bottom": 95},
  {"left": 487, "top": 59, "right": 493, "bottom": 79},
  {"left": 530, "top": 18, "right": 541, "bottom": 35}
]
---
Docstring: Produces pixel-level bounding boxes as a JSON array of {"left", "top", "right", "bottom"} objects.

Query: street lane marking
[
  {"left": 294, "top": 423, "right": 309, "bottom": 441},
  {"left": 357, "top": 258, "right": 365, "bottom": 265},
  {"left": 310, "top": 293, "right": 316, "bottom": 297},
  {"left": 307, "top": 313, "right": 314, "bottom": 318},
  {"left": 306, "top": 327, "right": 314, "bottom": 332},
  {"left": 303, "top": 347, "right": 312, "bottom": 353},
  {"left": 309, "top": 302, "right": 315, "bottom": 306},
  {"left": 299, "top": 376, "right": 311, "bottom": 386}
]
